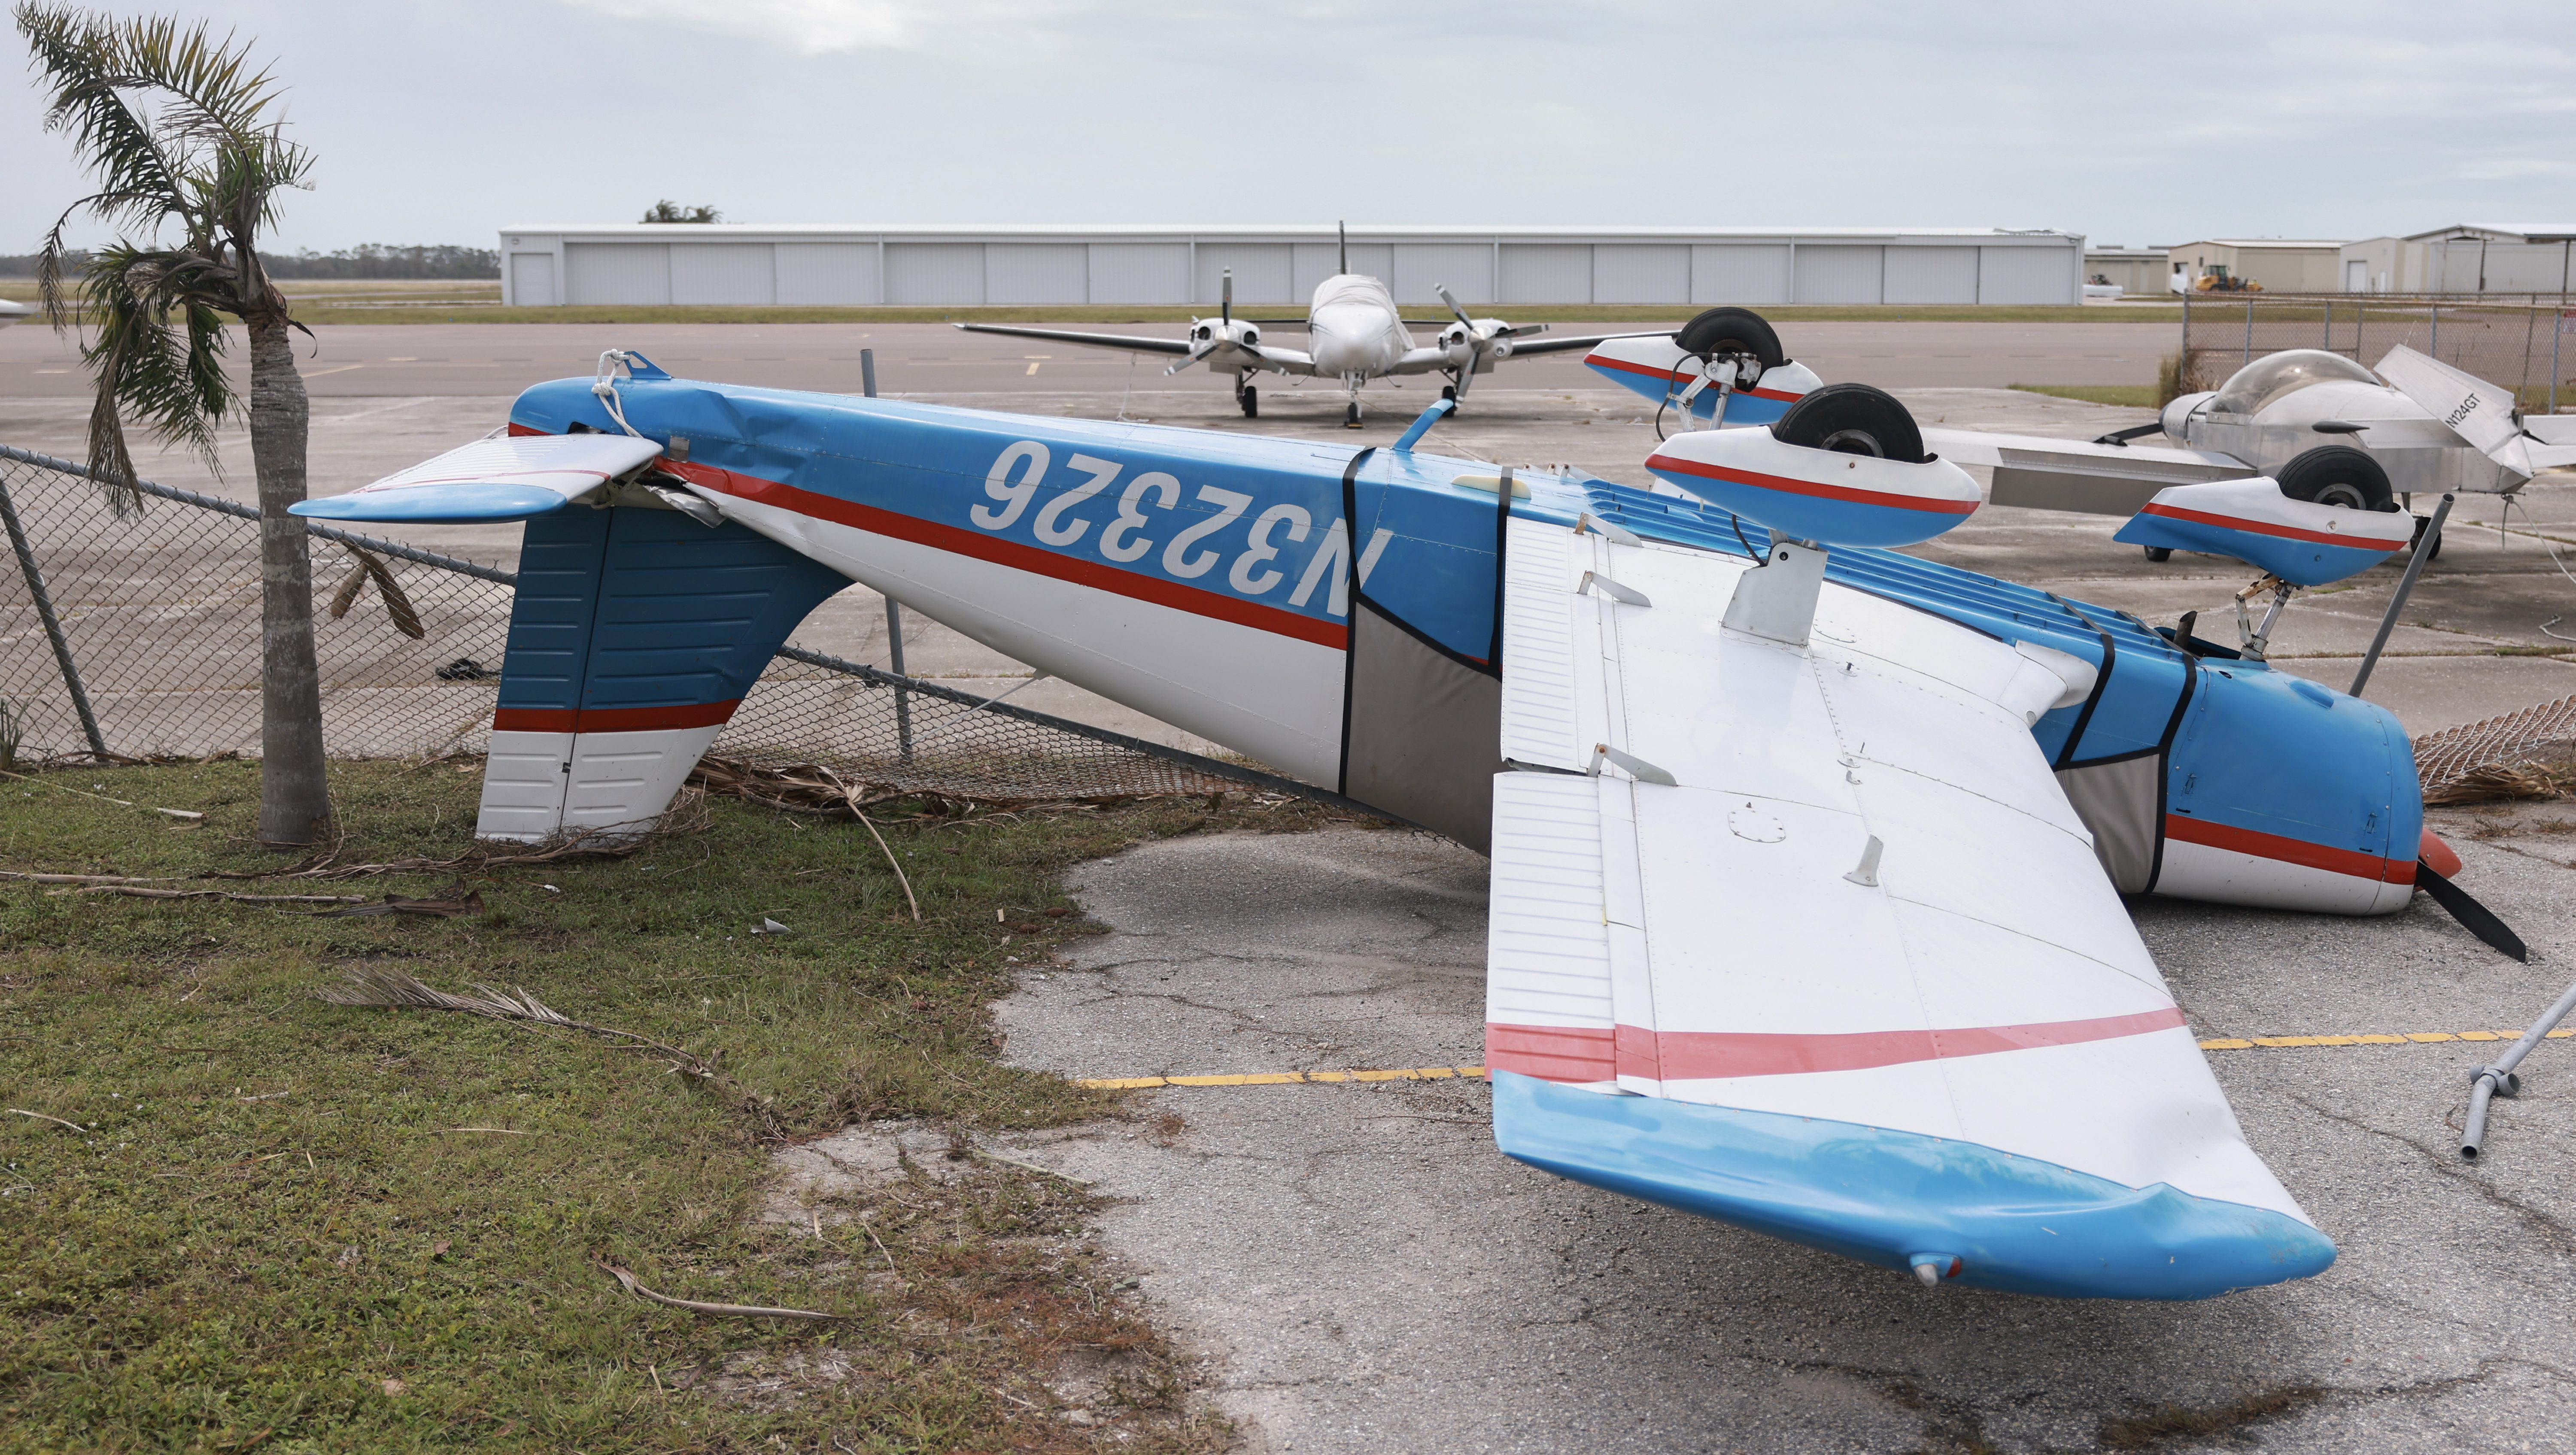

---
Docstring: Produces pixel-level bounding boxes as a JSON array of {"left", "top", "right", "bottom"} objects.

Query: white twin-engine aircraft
[{"left": 959, "top": 225, "right": 1656, "bottom": 426}]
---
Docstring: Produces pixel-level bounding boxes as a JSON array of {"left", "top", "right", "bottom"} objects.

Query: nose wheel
[
  {"left": 1237, "top": 384, "right": 1259, "bottom": 419},
  {"left": 1344, "top": 401, "right": 1363, "bottom": 429}
]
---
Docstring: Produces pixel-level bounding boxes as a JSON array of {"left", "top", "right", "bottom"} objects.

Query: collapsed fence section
[
  {"left": 2179, "top": 294, "right": 2576, "bottom": 412},
  {"left": 0, "top": 445, "right": 1333, "bottom": 807}
]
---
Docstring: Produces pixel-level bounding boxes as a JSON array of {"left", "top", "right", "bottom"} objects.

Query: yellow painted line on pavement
[
  {"left": 1078, "top": 1031, "right": 2576, "bottom": 1089},
  {"left": 1078, "top": 1066, "right": 1484, "bottom": 1090}
]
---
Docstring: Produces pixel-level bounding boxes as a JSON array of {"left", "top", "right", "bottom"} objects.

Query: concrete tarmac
[
  {"left": 992, "top": 816, "right": 2576, "bottom": 1454},
  {"left": 0, "top": 318, "right": 2171, "bottom": 400}
]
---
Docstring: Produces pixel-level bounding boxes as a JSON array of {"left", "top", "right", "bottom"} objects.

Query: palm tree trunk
[{"left": 246, "top": 316, "right": 329, "bottom": 845}]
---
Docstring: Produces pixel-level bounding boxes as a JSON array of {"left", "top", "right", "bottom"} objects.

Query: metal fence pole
[
  {"left": 860, "top": 346, "right": 911, "bottom": 759},
  {"left": 2244, "top": 299, "right": 2254, "bottom": 364},
  {"left": 2553, "top": 301, "right": 2564, "bottom": 418},
  {"left": 0, "top": 471, "right": 109, "bottom": 759},
  {"left": 2430, "top": 301, "right": 2439, "bottom": 361}
]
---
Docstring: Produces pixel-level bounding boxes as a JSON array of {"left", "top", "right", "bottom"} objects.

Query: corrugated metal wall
[{"left": 515, "top": 233, "right": 2086, "bottom": 307}]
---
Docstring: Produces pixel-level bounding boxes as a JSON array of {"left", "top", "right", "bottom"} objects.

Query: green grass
[
  {"left": 2008, "top": 383, "right": 2163, "bottom": 408},
  {"left": 0, "top": 760, "right": 1318, "bottom": 1452}
]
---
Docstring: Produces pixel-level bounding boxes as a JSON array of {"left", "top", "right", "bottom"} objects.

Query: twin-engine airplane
[
  {"left": 299, "top": 346, "right": 2490, "bottom": 1301},
  {"left": 960, "top": 226, "right": 1658, "bottom": 426},
  {"left": 1586, "top": 312, "right": 2576, "bottom": 558}
]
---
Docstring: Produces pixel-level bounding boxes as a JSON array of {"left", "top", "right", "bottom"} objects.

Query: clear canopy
[{"left": 2208, "top": 349, "right": 2380, "bottom": 416}]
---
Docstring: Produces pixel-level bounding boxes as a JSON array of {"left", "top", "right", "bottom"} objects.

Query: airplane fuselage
[{"left": 1294, "top": 273, "right": 1416, "bottom": 382}]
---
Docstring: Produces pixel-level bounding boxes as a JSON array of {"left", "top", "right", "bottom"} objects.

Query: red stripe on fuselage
[
  {"left": 1488, "top": 1007, "right": 2189, "bottom": 1085},
  {"left": 492, "top": 700, "right": 740, "bottom": 734},
  {"left": 1645, "top": 453, "right": 1980, "bottom": 515},
  {"left": 2163, "top": 813, "right": 2415, "bottom": 884},
  {"left": 661, "top": 458, "right": 1352, "bottom": 650},
  {"left": 2139, "top": 502, "right": 2409, "bottom": 551},
  {"left": 1583, "top": 354, "right": 1801, "bottom": 400}
]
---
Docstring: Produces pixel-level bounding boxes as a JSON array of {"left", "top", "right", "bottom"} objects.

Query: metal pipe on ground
[
  {"left": 2351, "top": 493, "right": 2454, "bottom": 699},
  {"left": 2463, "top": 977, "right": 2576, "bottom": 1158}
]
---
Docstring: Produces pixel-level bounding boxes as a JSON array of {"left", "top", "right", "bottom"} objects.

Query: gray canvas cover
[
  {"left": 2054, "top": 754, "right": 2163, "bottom": 894},
  {"left": 1340, "top": 599, "right": 1501, "bottom": 854}
]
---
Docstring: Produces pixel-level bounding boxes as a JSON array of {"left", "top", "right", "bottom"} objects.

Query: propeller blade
[
  {"left": 1339, "top": 220, "right": 1348, "bottom": 277},
  {"left": 2419, "top": 862, "right": 2528, "bottom": 962},
  {"left": 1437, "top": 285, "right": 1474, "bottom": 332},
  {"left": 1222, "top": 269, "right": 1233, "bottom": 329},
  {"left": 1163, "top": 340, "right": 1218, "bottom": 376}
]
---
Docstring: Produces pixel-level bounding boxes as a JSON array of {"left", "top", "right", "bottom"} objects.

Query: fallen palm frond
[
  {"left": 688, "top": 755, "right": 911, "bottom": 816},
  {"left": 326, "top": 542, "right": 425, "bottom": 639},
  {"left": 2424, "top": 761, "right": 2570, "bottom": 806},
  {"left": 592, "top": 1259, "right": 840, "bottom": 1321},
  {"left": 67, "top": 886, "right": 366, "bottom": 905},
  {"left": 307, "top": 889, "right": 483, "bottom": 918},
  {"left": 316, "top": 968, "right": 784, "bottom": 1139},
  {"left": 319, "top": 968, "right": 717, "bottom": 1075},
  {"left": 0, "top": 870, "right": 185, "bottom": 885}
]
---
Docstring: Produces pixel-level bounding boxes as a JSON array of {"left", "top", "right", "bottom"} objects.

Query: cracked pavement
[{"left": 994, "top": 818, "right": 2576, "bottom": 1453}]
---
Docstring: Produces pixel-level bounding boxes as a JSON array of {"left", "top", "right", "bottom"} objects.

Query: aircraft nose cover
[
  {"left": 1644, "top": 427, "right": 1980, "bottom": 548},
  {"left": 2112, "top": 478, "right": 2414, "bottom": 586}
]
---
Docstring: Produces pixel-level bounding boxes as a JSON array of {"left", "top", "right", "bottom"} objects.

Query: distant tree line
[{"left": 0, "top": 243, "right": 498, "bottom": 278}]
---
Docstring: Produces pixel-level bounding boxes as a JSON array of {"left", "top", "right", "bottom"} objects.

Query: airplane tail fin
[
  {"left": 2375, "top": 345, "right": 2534, "bottom": 476},
  {"left": 478, "top": 502, "right": 850, "bottom": 843}
]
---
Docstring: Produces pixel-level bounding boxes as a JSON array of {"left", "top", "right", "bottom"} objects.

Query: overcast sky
[{"left": 7, "top": 0, "right": 2574, "bottom": 255}]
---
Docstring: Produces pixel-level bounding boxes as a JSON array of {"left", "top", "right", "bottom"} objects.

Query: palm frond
[{"left": 76, "top": 242, "right": 234, "bottom": 501}]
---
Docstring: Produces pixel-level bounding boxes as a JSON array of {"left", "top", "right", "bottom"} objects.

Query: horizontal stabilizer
[
  {"left": 2112, "top": 477, "right": 2413, "bottom": 586},
  {"left": 291, "top": 433, "right": 665, "bottom": 524}
]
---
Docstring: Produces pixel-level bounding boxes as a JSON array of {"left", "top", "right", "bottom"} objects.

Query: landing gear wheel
[
  {"left": 1345, "top": 402, "right": 1362, "bottom": 429},
  {"left": 2144, "top": 546, "right": 2173, "bottom": 563},
  {"left": 1771, "top": 382, "right": 1927, "bottom": 463},
  {"left": 2274, "top": 445, "right": 2395, "bottom": 512},
  {"left": 1239, "top": 385, "right": 1258, "bottom": 419},
  {"left": 1440, "top": 384, "right": 1457, "bottom": 402},
  {"left": 2414, "top": 512, "right": 2442, "bottom": 561},
  {"left": 1672, "top": 306, "right": 1788, "bottom": 369}
]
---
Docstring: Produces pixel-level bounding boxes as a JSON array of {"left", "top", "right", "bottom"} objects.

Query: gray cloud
[{"left": 6, "top": 0, "right": 2572, "bottom": 255}]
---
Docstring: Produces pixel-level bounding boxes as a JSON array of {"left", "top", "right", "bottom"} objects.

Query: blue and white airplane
[{"left": 295, "top": 340, "right": 2497, "bottom": 1302}]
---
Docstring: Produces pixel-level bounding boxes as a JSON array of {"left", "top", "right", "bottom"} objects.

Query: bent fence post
[{"left": 0, "top": 470, "right": 107, "bottom": 759}]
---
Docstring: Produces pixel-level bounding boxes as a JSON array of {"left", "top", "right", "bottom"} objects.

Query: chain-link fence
[
  {"left": 2180, "top": 295, "right": 2576, "bottom": 411},
  {"left": 0, "top": 444, "right": 1337, "bottom": 807}
]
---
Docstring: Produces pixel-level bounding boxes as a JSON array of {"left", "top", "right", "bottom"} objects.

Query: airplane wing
[
  {"left": 1921, "top": 427, "right": 2253, "bottom": 516},
  {"left": 953, "top": 321, "right": 1192, "bottom": 355},
  {"left": 289, "top": 433, "right": 664, "bottom": 523},
  {"left": 1495, "top": 330, "right": 1669, "bottom": 359},
  {"left": 1483, "top": 514, "right": 2334, "bottom": 1299}
]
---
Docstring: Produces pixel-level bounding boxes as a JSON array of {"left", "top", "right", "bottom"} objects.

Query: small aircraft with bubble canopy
[{"left": 291, "top": 333, "right": 2519, "bottom": 1301}]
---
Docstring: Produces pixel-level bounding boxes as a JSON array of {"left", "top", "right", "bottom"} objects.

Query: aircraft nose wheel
[
  {"left": 2144, "top": 546, "right": 2173, "bottom": 563},
  {"left": 1238, "top": 385, "right": 1258, "bottom": 419},
  {"left": 1440, "top": 384, "right": 1457, "bottom": 401},
  {"left": 1345, "top": 402, "right": 1363, "bottom": 429}
]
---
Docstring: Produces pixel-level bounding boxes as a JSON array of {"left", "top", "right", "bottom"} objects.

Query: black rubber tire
[
  {"left": 1672, "top": 306, "right": 1787, "bottom": 368},
  {"left": 1771, "top": 382, "right": 1927, "bottom": 464},
  {"left": 1239, "top": 385, "right": 1258, "bottom": 419},
  {"left": 1344, "top": 401, "right": 1362, "bottom": 428},
  {"left": 2274, "top": 445, "right": 2395, "bottom": 512},
  {"left": 1440, "top": 384, "right": 1457, "bottom": 402},
  {"left": 2144, "top": 546, "right": 2173, "bottom": 563}
]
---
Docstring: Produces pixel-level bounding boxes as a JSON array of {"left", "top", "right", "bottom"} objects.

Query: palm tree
[{"left": 17, "top": 4, "right": 330, "bottom": 846}]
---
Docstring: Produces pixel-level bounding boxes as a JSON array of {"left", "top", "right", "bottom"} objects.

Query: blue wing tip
[
  {"left": 291, "top": 484, "right": 571, "bottom": 525},
  {"left": 1491, "top": 1070, "right": 2334, "bottom": 1300}
]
